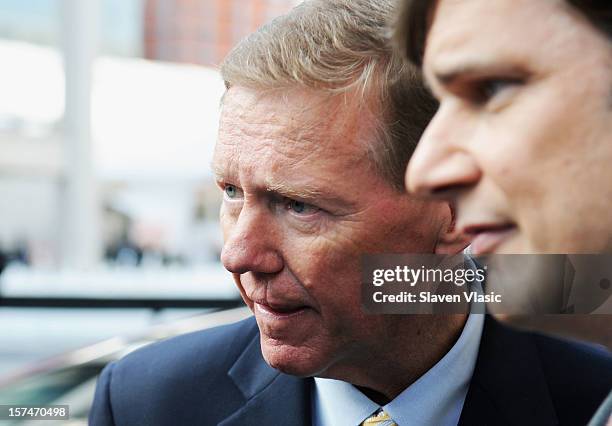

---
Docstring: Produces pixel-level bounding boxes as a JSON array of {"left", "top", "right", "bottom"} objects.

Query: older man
[{"left": 89, "top": 1, "right": 610, "bottom": 425}]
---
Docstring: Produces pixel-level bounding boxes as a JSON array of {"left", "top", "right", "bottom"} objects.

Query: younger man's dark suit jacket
[{"left": 89, "top": 315, "right": 612, "bottom": 426}]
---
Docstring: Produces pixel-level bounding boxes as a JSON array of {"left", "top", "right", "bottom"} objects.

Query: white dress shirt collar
[{"left": 312, "top": 311, "right": 484, "bottom": 426}]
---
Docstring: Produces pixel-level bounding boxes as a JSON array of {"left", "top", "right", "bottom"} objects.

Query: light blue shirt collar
[{"left": 312, "top": 311, "right": 484, "bottom": 426}]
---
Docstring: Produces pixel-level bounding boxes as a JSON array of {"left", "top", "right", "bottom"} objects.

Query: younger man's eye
[{"left": 473, "top": 77, "right": 523, "bottom": 104}]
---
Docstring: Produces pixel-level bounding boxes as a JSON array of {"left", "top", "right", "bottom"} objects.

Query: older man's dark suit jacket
[{"left": 89, "top": 315, "right": 612, "bottom": 426}]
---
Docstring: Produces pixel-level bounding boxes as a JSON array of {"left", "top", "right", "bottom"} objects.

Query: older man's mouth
[
  {"left": 254, "top": 300, "right": 311, "bottom": 319},
  {"left": 463, "top": 223, "right": 517, "bottom": 255}
]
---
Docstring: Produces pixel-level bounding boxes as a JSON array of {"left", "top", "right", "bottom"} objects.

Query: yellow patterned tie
[{"left": 361, "top": 410, "right": 397, "bottom": 426}]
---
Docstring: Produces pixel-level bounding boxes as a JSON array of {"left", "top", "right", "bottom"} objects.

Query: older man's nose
[
  {"left": 406, "top": 113, "right": 481, "bottom": 199},
  {"left": 220, "top": 209, "right": 283, "bottom": 275}
]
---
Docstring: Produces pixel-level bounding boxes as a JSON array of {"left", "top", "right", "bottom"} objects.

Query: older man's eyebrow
[
  {"left": 210, "top": 161, "right": 222, "bottom": 178},
  {"left": 210, "top": 162, "right": 235, "bottom": 183},
  {"left": 265, "top": 182, "right": 324, "bottom": 199},
  {"left": 265, "top": 180, "right": 356, "bottom": 208},
  {"left": 210, "top": 162, "right": 355, "bottom": 208}
]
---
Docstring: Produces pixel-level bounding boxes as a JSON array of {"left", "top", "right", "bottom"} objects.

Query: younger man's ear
[{"left": 434, "top": 203, "right": 471, "bottom": 255}]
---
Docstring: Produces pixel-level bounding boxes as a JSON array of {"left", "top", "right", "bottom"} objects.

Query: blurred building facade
[
  {"left": 143, "top": 0, "right": 297, "bottom": 66},
  {"left": 0, "top": 0, "right": 300, "bottom": 270}
]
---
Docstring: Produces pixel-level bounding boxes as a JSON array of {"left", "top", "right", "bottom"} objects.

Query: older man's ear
[{"left": 434, "top": 204, "right": 471, "bottom": 255}]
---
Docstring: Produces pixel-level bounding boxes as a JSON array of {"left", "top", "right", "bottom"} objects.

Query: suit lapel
[
  {"left": 220, "top": 316, "right": 559, "bottom": 425},
  {"left": 459, "top": 316, "right": 558, "bottom": 426},
  {"left": 220, "top": 332, "right": 312, "bottom": 426}
]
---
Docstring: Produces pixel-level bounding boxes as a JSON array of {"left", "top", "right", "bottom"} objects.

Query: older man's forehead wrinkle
[
  {"left": 213, "top": 124, "right": 244, "bottom": 180},
  {"left": 221, "top": 109, "right": 327, "bottom": 163},
  {"left": 225, "top": 85, "right": 373, "bottom": 150},
  {"left": 212, "top": 144, "right": 236, "bottom": 181}
]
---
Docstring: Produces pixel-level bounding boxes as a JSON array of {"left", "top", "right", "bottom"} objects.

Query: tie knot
[{"left": 361, "top": 410, "right": 397, "bottom": 426}]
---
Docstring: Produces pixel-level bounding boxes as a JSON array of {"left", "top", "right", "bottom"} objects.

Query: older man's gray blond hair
[{"left": 221, "top": 0, "right": 438, "bottom": 190}]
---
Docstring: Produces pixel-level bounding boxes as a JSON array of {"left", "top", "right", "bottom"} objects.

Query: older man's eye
[
  {"left": 224, "top": 184, "right": 243, "bottom": 200},
  {"left": 286, "top": 199, "right": 319, "bottom": 215}
]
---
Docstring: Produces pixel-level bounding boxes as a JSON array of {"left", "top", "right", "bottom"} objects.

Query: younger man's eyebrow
[{"left": 431, "top": 60, "right": 529, "bottom": 87}]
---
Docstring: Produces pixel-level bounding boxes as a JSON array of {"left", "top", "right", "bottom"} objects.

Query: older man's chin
[{"left": 259, "top": 336, "right": 334, "bottom": 378}]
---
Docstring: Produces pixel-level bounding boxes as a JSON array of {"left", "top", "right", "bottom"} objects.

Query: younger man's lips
[{"left": 463, "top": 223, "right": 517, "bottom": 255}]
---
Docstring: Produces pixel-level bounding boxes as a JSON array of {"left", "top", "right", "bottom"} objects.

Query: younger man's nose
[{"left": 406, "top": 115, "right": 481, "bottom": 199}]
